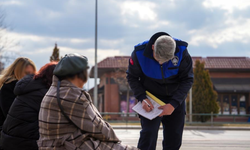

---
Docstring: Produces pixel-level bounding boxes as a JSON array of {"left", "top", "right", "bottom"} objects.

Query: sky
[{"left": 1, "top": 0, "right": 250, "bottom": 89}]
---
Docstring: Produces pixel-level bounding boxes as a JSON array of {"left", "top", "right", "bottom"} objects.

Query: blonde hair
[{"left": 0, "top": 57, "right": 36, "bottom": 88}]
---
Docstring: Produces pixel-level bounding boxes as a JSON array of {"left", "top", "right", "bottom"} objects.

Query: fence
[
  {"left": 100, "top": 112, "right": 250, "bottom": 126},
  {"left": 185, "top": 113, "right": 250, "bottom": 126}
]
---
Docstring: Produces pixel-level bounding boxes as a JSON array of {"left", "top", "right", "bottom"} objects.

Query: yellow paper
[{"left": 146, "top": 91, "right": 166, "bottom": 106}]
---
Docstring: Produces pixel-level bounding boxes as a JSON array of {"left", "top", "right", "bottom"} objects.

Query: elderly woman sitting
[{"left": 38, "top": 54, "right": 138, "bottom": 150}]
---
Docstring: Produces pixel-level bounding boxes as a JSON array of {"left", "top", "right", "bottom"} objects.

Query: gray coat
[{"left": 38, "top": 76, "right": 138, "bottom": 150}]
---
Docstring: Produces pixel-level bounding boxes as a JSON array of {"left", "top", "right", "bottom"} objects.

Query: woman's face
[{"left": 22, "top": 65, "right": 35, "bottom": 77}]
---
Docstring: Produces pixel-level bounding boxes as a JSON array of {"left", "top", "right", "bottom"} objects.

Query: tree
[
  {"left": 50, "top": 43, "right": 60, "bottom": 62},
  {"left": 111, "top": 68, "right": 130, "bottom": 115},
  {"left": 0, "top": 9, "right": 19, "bottom": 72},
  {"left": 191, "top": 60, "right": 219, "bottom": 122},
  {"left": 0, "top": 9, "right": 6, "bottom": 52}
]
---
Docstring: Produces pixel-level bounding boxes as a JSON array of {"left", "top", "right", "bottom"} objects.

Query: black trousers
[{"left": 137, "top": 102, "right": 185, "bottom": 150}]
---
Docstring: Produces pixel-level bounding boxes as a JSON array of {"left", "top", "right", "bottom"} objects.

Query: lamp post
[
  {"left": 189, "top": 87, "right": 192, "bottom": 123},
  {"left": 94, "top": 0, "right": 98, "bottom": 107}
]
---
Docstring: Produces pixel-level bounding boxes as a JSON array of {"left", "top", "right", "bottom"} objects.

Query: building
[
  {"left": 89, "top": 56, "right": 132, "bottom": 115},
  {"left": 192, "top": 57, "right": 250, "bottom": 115},
  {"left": 89, "top": 56, "right": 250, "bottom": 118}
]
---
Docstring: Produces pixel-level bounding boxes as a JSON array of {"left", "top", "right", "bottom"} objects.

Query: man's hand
[
  {"left": 142, "top": 99, "right": 154, "bottom": 112},
  {"left": 158, "top": 104, "right": 175, "bottom": 117}
]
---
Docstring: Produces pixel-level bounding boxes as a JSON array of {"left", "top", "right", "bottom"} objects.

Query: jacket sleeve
[
  {"left": 0, "top": 82, "right": 17, "bottom": 117},
  {"left": 126, "top": 51, "right": 147, "bottom": 102},
  {"left": 169, "top": 50, "right": 194, "bottom": 108},
  {"left": 71, "top": 94, "right": 120, "bottom": 142}
]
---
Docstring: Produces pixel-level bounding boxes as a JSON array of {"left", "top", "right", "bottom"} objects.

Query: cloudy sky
[{"left": 1, "top": 0, "right": 250, "bottom": 88}]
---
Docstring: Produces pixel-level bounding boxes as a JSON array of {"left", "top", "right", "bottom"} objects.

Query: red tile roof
[
  {"left": 192, "top": 57, "right": 250, "bottom": 69},
  {"left": 89, "top": 56, "right": 250, "bottom": 77},
  {"left": 97, "top": 56, "right": 130, "bottom": 68},
  {"left": 96, "top": 56, "right": 250, "bottom": 69}
]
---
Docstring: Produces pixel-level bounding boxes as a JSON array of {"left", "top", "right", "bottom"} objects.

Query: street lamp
[
  {"left": 94, "top": 0, "right": 98, "bottom": 107},
  {"left": 189, "top": 87, "right": 192, "bottom": 123}
]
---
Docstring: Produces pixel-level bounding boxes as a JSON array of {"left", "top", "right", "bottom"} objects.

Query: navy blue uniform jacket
[{"left": 126, "top": 32, "right": 194, "bottom": 108}]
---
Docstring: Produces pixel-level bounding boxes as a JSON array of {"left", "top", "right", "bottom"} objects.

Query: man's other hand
[
  {"left": 158, "top": 104, "right": 175, "bottom": 116},
  {"left": 142, "top": 99, "right": 154, "bottom": 112}
]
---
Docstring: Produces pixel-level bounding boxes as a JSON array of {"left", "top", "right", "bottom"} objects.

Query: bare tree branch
[
  {"left": 0, "top": 8, "right": 19, "bottom": 71},
  {"left": 111, "top": 67, "right": 131, "bottom": 119}
]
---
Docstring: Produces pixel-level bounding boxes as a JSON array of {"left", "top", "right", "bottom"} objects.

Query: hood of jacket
[{"left": 14, "top": 74, "right": 47, "bottom": 96}]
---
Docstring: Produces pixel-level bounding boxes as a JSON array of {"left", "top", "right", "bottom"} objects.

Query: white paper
[{"left": 132, "top": 96, "right": 163, "bottom": 120}]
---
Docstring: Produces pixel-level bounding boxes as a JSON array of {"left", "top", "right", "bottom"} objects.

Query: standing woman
[{"left": 1, "top": 62, "right": 57, "bottom": 150}]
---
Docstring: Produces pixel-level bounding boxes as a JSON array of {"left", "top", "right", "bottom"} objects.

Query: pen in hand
[{"left": 143, "top": 100, "right": 151, "bottom": 108}]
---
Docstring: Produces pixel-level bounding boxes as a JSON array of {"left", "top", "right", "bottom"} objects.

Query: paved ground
[{"left": 114, "top": 129, "right": 250, "bottom": 150}]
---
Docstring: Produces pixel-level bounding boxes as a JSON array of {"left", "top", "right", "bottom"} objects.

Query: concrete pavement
[
  {"left": 111, "top": 125, "right": 250, "bottom": 130},
  {"left": 114, "top": 129, "right": 250, "bottom": 150}
]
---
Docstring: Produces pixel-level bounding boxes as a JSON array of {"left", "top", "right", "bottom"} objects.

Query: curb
[
  {"left": 184, "top": 126, "right": 250, "bottom": 130},
  {"left": 112, "top": 125, "right": 250, "bottom": 130}
]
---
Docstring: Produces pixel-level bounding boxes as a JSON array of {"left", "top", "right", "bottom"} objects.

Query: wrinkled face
[{"left": 22, "top": 65, "right": 35, "bottom": 77}]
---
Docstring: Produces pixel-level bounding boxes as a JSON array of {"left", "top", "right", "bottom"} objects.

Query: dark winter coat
[
  {"left": 0, "top": 80, "right": 18, "bottom": 126},
  {"left": 1, "top": 74, "right": 48, "bottom": 150}
]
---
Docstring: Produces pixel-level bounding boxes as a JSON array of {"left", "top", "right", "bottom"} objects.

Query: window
[
  {"left": 231, "top": 95, "right": 238, "bottom": 115},
  {"left": 217, "top": 95, "right": 221, "bottom": 114},
  {"left": 119, "top": 94, "right": 136, "bottom": 116},
  {"left": 223, "top": 95, "right": 229, "bottom": 115},
  {"left": 110, "top": 78, "right": 116, "bottom": 84},
  {"left": 106, "top": 77, "right": 109, "bottom": 84},
  {"left": 239, "top": 95, "right": 246, "bottom": 115}
]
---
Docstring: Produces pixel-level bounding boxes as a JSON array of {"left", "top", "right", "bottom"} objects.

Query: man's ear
[{"left": 152, "top": 45, "right": 154, "bottom": 50}]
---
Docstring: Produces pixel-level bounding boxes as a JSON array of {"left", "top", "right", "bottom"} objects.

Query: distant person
[
  {"left": 1, "top": 62, "right": 57, "bottom": 150},
  {"left": 0, "top": 57, "right": 36, "bottom": 149},
  {"left": 38, "top": 54, "right": 138, "bottom": 150},
  {"left": 127, "top": 32, "right": 194, "bottom": 150}
]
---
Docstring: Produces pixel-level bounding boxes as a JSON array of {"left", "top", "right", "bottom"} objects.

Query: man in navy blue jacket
[{"left": 126, "top": 32, "right": 193, "bottom": 150}]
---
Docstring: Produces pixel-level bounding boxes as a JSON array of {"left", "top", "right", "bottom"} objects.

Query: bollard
[
  {"left": 211, "top": 112, "right": 213, "bottom": 126},
  {"left": 126, "top": 112, "right": 128, "bottom": 128}
]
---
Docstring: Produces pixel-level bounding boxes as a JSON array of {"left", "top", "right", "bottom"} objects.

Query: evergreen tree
[
  {"left": 50, "top": 43, "right": 60, "bottom": 62},
  {"left": 191, "top": 60, "right": 219, "bottom": 122}
]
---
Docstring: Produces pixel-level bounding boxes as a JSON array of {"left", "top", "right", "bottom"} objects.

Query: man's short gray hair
[{"left": 154, "top": 35, "right": 176, "bottom": 64}]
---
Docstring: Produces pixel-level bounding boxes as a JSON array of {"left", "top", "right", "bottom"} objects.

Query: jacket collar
[
  {"left": 52, "top": 75, "right": 83, "bottom": 90},
  {"left": 143, "top": 32, "right": 180, "bottom": 59}
]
